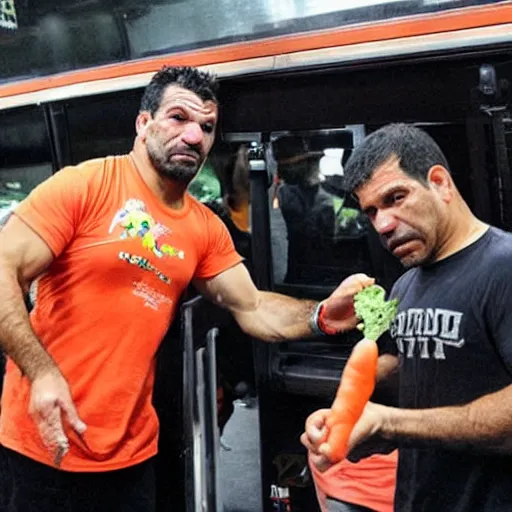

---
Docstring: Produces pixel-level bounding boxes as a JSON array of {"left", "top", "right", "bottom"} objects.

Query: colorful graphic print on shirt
[{"left": 109, "top": 198, "right": 185, "bottom": 259}]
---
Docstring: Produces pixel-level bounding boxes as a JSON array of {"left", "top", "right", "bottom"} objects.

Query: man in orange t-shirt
[{"left": 0, "top": 66, "right": 375, "bottom": 512}]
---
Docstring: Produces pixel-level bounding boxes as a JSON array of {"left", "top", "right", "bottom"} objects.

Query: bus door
[{"left": 473, "top": 63, "right": 512, "bottom": 230}]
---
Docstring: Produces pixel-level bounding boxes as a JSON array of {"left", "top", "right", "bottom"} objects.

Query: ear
[
  {"left": 427, "top": 165, "right": 453, "bottom": 203},
  {"left": 135, "top": 111, "right": 152, "bottom": 140}
]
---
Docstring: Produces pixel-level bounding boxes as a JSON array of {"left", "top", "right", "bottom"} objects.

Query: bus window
[
  {"left": 0, "top": 6, "right": 126, "bottom": 83},
  {"left": 0, "top": 107, "right": 53, "bottom": 223},
  {"left": 1, "top": 0, "right": 508, "bottom": 84},
  {"left": 65, "top": 90, "right": 141, "bottom": 164},
  {"left": 270, "top": 129, "right": 373, "bottom": 288}
]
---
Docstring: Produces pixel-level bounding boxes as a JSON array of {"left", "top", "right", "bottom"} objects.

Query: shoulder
[
  {"left": 185, "top": 196, "right": 230, "bottom": 249},
  {"left": 187, "top": 194, "right": 218, "bottom": 220},
  {"left": 471, "top": 227, "right": 512, "bottom": 279},
  {"left": 48, "top": 156, "right": 115, "bottom": 187},
  {"left": 187, "top": 194, "right": 231, "bottom": 228},
  {"left": 71, "top": 155, "right": 130, "bottom": 181},
  {"left": 55, "top": 156, "right": 134, "bottom": 205},
  {"left": 482, "top": 226, "right": 512, "bottom": 257}
]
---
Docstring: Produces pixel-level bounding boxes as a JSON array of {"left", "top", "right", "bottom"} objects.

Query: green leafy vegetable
[{"left": 354, "top": 285, "right": 398, "bottom": 341}]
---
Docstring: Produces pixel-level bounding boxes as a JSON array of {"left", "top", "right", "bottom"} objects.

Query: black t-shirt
[{"left": 389, "top": 227, "right": 512, "bottom": 512}]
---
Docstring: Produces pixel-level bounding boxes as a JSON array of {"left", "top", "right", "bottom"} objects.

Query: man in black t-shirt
[{"left": 302, "top": 123, "right": 512, "bottom": 511}]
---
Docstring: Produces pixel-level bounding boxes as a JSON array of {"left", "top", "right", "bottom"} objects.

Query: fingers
[
  {"left": 29, "top": 372, "right": 86, "bottom": 467},
  {"left": 302, "top": 409, "right": 339, "bottom": 473},
  {"left": 309, "top": 451, "right": 333, "bottom": 473},
  {"left": 33, "top": 400, "right": 69, "bottom": 467},
  {"left": 319, "top": 422, "right": 352, "bottom": 462},
  {"left": 300, "top": 431, "right": 316, "bottom": 451},
  {"left": 301, "top": 433, "right": 333, "bottom": 472},
  {"left": 58, "top": 397, "right": 87, "bottom": 436},
  {"left": 338, "top": 273, "right": 375, "bottom": 295},
  {"left": 302, "top": 409, "right": 329, "bottom": 454},
  {"left": 305, "top": 408, "right": 330, "bottom": 433},
  {"left": 301, "top": 426, "right": 326, "bottom": 452},
  {"left": 304, "top": 409, "right": 330, "bottom": 449}
]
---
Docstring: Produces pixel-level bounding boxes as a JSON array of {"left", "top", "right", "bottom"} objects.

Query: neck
[
  {"left": 436, "top": 198, "right": 488, "bottom": 261},
  {"left": 131, "top": 139, "right": 188, "bottom": 209}
]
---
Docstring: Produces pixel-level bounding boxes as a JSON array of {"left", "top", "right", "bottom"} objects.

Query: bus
[{"left": 1, "top": 1, "right": 511, "bottom": 510}]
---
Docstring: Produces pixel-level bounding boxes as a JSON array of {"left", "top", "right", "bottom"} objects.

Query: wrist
[
  {"left": 27, "top": 359, "right": 61, "bottom": 383},
  {"left": 310, "top": 301, "right": 339, "bottom": 336},
  {"left": 378, "top": 404, "right": 400, "bottom": 442}
]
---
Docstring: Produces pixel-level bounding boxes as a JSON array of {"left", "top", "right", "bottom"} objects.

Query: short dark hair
[
  {"left": 139, "top": 66, "right": 219, "bottom": 115},
  {"left": 344, "top": 123, "right": 450, "bottom": 193}
]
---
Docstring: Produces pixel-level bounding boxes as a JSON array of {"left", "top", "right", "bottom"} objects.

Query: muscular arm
[
  {"left": 378, "top": 383, "right": 512, "bottom": 454},
  {"left": 194, "top": 264, "right": 374, "bottom": 342},
  {"left": 0, "top": 215, "right": 57, "bottom": 381},
  {"left": 194, "top": 264, "right": 317, "bottom": 341}
]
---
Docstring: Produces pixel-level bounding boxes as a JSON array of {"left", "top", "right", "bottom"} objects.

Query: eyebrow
[
  {"left": 164, "top": 103, "right": 217, "bottom": 120},
  {"left": 379, "top": 184, "right": 407, "bottom": 198},
  {"left": 360, "top": 184, "right": 408, "bottom": 214}
]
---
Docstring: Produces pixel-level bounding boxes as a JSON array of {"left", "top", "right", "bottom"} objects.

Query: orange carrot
[{"left": 319, "top": 338, "right": 378, "bottom": 462}]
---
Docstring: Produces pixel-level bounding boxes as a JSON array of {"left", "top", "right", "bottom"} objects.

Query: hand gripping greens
[{"left": 319, "top": 285, "right": 398, "bottom": 464}]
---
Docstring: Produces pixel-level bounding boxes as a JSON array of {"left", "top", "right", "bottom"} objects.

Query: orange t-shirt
[
  {"left": 0, "top": 153, "right": 242, "bottom": 472},
  {"left": 310, "top": 451, "right": 398, "bottom": 512}
]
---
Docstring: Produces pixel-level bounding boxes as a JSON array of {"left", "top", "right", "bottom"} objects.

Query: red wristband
[{"left": 317, "top": 302, "right": 339, "bottom": 336}]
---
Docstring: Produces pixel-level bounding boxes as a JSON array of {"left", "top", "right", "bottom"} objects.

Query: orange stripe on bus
[{"left": 0, "top": 2, "right": 511, "bottom": 99}]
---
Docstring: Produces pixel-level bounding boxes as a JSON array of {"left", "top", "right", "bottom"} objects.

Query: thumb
[{"left": 57, "top": 398, "right": 87, "bottom": 435}]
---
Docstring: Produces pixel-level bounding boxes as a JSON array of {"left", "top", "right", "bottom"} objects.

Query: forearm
[
  {"left": 381, "top": 384, "right": 512, "bottom": 454},
  {"left": 197, "top": 267, "right": 373, "bottom": 343},
  {"left": 0, "top": 264, "right": 57, "bottom": 381},
  {"left": 233, "top": 291, "right": 317, "bottom": 342}
]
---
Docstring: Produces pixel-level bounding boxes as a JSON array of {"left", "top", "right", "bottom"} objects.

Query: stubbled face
[
  {"left": 137, "top": 85, "right": 217, "bottom": 184},
  {"left": 356, "top": 157, "right": 449, "bottom": 268}
]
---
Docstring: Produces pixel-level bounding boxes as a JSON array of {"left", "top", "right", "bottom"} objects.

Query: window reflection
[
  {"left": 270, "top": 131, "right": 372, "bottom": 287},
  {"left": 0, "top": 108, "right": 53, "bottom": 224}
]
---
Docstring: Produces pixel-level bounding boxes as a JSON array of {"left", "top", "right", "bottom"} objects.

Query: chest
[
  {"left": 391, "top": 274, "right": 510, "bottom": 406},
  {"left": 57, "top": 196, "right": 206, "bottom": 296}
]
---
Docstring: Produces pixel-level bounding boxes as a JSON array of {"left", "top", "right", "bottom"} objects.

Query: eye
[
  {"left": 392, "top": 192, "right": 406, "bottom": 204},
  {"left": 364, "top": 206, "right": 377, "bottom": 220},
  {"left": 171, "top": 113, "right": 185, "bottom": 121},
  {"left": 384, "top": 191, "right": 406, "bottom": 207},
  {"left": 202, "top": 123, "right": 214, "bottom": 134}
]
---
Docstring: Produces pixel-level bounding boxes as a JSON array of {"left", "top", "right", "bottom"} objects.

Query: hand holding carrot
[
  {"left": 300, "top": 408, "right": 332, "bottom": 472},
  {"left": 302, "top": 284, "right": 398, "bottom": 468},
  {"left": 318, "top": 338, "right": 379, "bottom": 462}
]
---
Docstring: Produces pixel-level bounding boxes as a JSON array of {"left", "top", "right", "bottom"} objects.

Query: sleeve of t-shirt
[
  {"left": 14, "top": 166, "right": 90, "bottom": 258},
  {"left": 485, "top": 261, "right": 512, "bottom": 373},
  {"left": 194, "top": 211, "right": 244, "bottom": 280}
]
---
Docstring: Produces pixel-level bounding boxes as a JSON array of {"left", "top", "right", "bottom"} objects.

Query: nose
[
  {"left": 182, "top": 121, "right": 203, "bottom": 146},
  {"left": 373, "top": 210, "right": 398, "bottom": 235}
]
